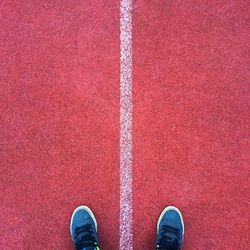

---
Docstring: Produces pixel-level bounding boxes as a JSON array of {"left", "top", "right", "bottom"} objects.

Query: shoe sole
[
  {"left": 70, "top": 205, "right": 98, "bottom": 236},
  {"left": 157, "top": 205, "right": 184, "bottom": 236}
]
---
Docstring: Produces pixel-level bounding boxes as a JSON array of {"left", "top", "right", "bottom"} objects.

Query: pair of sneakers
[{"left": 70, "top": 205, "right": 184, "bottom": 250}]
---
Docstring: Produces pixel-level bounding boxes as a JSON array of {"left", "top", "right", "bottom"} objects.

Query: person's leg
[
  {"left": 155, "top": 206, "right": 184, "bottom": 250},
  {"left": 70, "top": 206, "right": 101, "bottom": 250}
]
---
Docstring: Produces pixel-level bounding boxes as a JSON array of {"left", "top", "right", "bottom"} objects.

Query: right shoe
[
  {"left": 155, "top": 206, "right": 184, "bottom": 250},
  {"left": 70, "top": 205, "right": 101, "bottom": 250}
]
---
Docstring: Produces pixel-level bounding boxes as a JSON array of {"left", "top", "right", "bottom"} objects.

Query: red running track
[
  {"left": 1, "top": 1, "right": 120, "bottom": 249},
  {"left": 133, "top": 1, "right": 249, "bottom": 249},
  {"left": 0, "top": 1, "right": 249, "bottom": 250}
]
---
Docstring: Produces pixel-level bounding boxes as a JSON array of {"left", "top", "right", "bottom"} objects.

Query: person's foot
[
  {"left": 70, "top": 206, "right": 101, "bottom": 250},
  {"left": 156, "top": 206, "right": 184, "bottom": 250}
]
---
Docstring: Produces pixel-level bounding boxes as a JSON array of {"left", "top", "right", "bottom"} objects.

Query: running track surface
[{"left": 0, "top": 1, "right": 249, "bottom": 249}]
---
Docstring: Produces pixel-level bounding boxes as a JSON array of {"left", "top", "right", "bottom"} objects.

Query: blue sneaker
[
  {"left": 70, "top": 206, "right": 101, "bottom": 250},
  {"left": 156, "top": 206, "right": 184, "bottom": 250}
]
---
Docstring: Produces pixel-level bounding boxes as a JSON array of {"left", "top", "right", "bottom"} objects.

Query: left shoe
[{"left": 70, "top": 205, "right": 101, "bottom": 250}]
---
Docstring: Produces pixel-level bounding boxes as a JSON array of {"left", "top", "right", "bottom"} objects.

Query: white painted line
[{"left": 120, "top": 0, "right": 133, "bottom": 249}]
